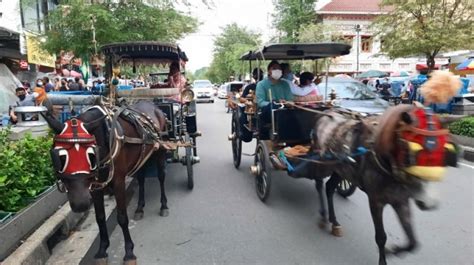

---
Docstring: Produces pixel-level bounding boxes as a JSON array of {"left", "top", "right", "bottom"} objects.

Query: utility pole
[{"left": 355, "top": 24, "right": 361, "bottom": 75}]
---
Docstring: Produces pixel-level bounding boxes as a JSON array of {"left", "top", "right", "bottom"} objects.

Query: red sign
[{"left": 19, "top": 60, "right": 28, "bottom": 70}]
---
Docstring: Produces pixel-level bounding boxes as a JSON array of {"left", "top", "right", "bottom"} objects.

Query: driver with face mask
[{"left": 256, "top": 61, "right": 294, "bottom": 123}]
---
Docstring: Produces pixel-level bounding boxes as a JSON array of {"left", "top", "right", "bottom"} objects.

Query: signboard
[{"left": 25, "top": 32, "right": 56, "bottom": 68}]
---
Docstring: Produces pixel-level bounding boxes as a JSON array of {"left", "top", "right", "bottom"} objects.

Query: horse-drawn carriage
[
  {"left": 228, "top": 43, "right": 358, "bottom": 201},
  {"left": 101, "top": 41, "right": 199, "bottom": 189}
]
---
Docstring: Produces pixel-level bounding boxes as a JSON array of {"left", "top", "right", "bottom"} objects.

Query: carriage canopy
[
  {"left": 240, "top": 43, "right": 352, "bottom": 61},
  {"left": 101, "top": 41, "right": 188, "bottom": 66}
]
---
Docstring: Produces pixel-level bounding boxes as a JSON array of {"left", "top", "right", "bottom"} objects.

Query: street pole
[{"left": 355, "top": 24, "right": 361, "bottom": 75}]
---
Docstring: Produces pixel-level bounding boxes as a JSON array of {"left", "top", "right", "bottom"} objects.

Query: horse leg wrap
[
  {"left": 95, "top": 258, "right": 108, "bottom": 265},
  {"left": 123, "top": 259, "right": 137, "bottom": 265},
  {"left": 331, "top": 225, "right": 343, "bottom": 237}
]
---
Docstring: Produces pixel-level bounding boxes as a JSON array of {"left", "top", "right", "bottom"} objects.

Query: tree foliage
[
  {"left": 272, "top": 0, "right": 317, "bottom": 42},
  {"left": 207, "top": 23, "right": 261, "bottom": 83},
  {"left": 372, "top": 0, "right": 474, "bottom": 70},
  {"left": 41, "top": 0, "right": 198, "bottom": 58}
]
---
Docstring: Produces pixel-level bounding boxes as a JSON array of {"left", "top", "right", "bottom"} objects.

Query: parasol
[
  {"left": 356, "top": 70, "right": 388, "bottom": 79},
  {"left": 455, "top": 57, "right": 474, "bottom": 71}
]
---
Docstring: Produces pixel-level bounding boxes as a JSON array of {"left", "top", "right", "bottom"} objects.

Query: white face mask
[{"left": 271, "top": 69, "right": 282, "bottom": 80}]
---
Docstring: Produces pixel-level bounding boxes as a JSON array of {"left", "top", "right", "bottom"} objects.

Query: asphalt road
[{"left": 104, "top": 100, "right": 473, "bottom": 265}]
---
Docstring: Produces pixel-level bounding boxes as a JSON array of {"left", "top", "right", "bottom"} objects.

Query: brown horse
[
  {"left": 311, "top": 105, "right": 457, "bottom": 265},
  {"left": 43, "top": 100, "right": 168, "bottom": 264}
]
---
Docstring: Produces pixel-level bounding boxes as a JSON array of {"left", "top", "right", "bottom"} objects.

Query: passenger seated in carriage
[
  {"left": 151, "top": 61, "right": 187, "bottom": 91},
  {"left": 291, "top": 72, "right": 323, "bottom": 102},
  {"left": 256, "top": 61, "right": 294, "bottom": 123}
]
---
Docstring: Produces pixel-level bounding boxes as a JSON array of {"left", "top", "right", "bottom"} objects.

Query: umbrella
[
  {"left": 356, "top": 70, "right": 388, "bottom": 79},
  {"left": 390, "top": 71, "right": 409, "bottom": 77},
  {"left": 455, "top": 57, "right": 474, "bottom": 71},
  {"left": 70, "top": 70, "right": 83, "bottom": 78},
  {"left": 334, "top": 74, "right": 353, "bottom": 79}
]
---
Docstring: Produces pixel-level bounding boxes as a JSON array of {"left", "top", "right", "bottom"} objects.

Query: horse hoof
[
  {"left": 331, "top": 225, "right": 343, "bottom": 237},
  {"left": 123, "top": 259, "right": 137, "bottom": 265},
  {"left": 134, "top": 212, "right": 144, "bottom": 221},
  {"left": 318, "top": 219, "right": 328, "bottom": 229},
  {"left": 159, "top": 209, "right": 169, "bottom": 217},
  {"left": 95, "top": 258, "right": 108, "bottom": 265}
]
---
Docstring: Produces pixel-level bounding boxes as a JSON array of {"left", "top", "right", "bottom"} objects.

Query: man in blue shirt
[{"left": 256, "top": 61, "right": 293, "bottom": 123}]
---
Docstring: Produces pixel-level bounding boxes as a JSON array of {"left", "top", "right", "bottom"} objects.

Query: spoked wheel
[
  {"left": 337, "top": 178, "right": 356, "bottom": 198},
  {"left": 254, "top": 141, "right": 272, "bottom": 202},
  {"left": 185, "top": 134, "right": 194, "bottom": 190},
  {"left": 231, "top": 111, "right": 242, "bottom": 169}
]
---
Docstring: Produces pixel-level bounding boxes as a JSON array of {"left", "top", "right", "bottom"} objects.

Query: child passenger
[{"left": 291, "top": 72, "right": 322, "bottom": 102}]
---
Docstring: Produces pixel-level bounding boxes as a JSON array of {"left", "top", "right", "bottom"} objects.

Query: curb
[
  {"left": 1, "top": 179, "right": 135, "bottom": 265},
  {"left": 450, "top": 134, "right": 474, "bottom": 162},
  {"left": 460, "top": 145, "right": 474, "bottom": 162},
  {"left": 1, "top": 203, "right": 85, "bottom": 265},
  {"left": 47, "top": 178, "right": 135, "bottom": 265}
]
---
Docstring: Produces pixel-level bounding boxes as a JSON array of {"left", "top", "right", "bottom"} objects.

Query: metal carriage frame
[
  {"left": 101, "top": 41, "right": 199, "bottom": 190},
  {"left": 229, "top": 42, "right": 357, "bottom": 201}
]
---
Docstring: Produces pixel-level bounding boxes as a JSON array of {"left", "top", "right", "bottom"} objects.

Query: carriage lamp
[{"left": 181, "top": 89, "right": 195, "bottom": 103}]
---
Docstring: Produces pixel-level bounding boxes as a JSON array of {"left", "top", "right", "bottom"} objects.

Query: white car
[{"left": 192, "top": 80, "right": 215, "bottom": 103}]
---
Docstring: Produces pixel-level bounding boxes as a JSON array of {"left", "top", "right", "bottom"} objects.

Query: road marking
[{"left": 459, "top": 162, "right": 474, "bottom": 169}]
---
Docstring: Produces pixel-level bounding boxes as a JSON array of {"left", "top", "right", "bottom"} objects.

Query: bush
[
  {"left": 0, "top": 128, "right": 54, "bottom": 212},
  {"left": 449, "top": 116, "right": 474, "bottom": 138}
]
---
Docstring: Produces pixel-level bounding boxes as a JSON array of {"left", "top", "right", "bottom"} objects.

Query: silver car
[{"left": 318, "top": 77, "right": 390, "bottom": 115}]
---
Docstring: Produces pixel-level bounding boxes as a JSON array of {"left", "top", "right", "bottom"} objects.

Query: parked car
[
  {"left": 318, "top": 77, "right": 390, "bottom": 115},
  {"left": 192, "top": 79, "right": 215, "bottom": 103}
]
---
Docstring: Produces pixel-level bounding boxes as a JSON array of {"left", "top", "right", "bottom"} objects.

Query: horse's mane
[{"left": 374, "top": 104, "right": 414, "bottom": 155}]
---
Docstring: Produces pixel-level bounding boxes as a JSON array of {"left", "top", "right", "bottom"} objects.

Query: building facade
[
  {"left": 316, "top": 0, "right": 447, "bottom": 74},
  {"left": 0, "top": 0, "right": 23, "bottom": 61}
]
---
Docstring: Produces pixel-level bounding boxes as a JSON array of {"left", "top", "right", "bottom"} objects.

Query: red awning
[{"left": 416, "top": 64, "right": 443, "bottom": 70}]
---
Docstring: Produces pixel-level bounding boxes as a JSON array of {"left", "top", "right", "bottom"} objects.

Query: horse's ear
[
  {"left": 41, "top": 111, "right": 65, "bottom": 134},
  {"left": 401, "top": 112, "right": 412, "bottom": 125}
]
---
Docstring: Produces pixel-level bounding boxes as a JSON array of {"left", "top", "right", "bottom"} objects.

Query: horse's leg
[
  {"left": 91, "top": 190, "right": 110, "bottom": 264},
  {"left": 369, "top": 198, "right": 388, "bottom": 265},
  {"left": 315, "top": 179, "right": 327, "bottom": 228},
  {"left": 113, "top": 179, "right": 136, "bottom": 264},
  {"left": 326, "top": 173, "right": 342, "bottom": 237},
  {"left": 157, "top": 150, "right": 169, "bottom": 217},
  {"left": 387, "top": 200, "right": 418, "bottom": 254},
  {"left": 133, "top": 174, "right": 145, "bottom": 220}
]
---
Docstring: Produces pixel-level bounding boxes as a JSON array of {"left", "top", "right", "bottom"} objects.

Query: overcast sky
[{"left": 178, "top": 0, "right": 275, "bottom": 72}]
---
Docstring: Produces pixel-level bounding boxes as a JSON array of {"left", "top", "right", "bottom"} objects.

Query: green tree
[
  {"left": 272, "top": 0, "right": 317, "bottom": 42},
  {"left": 207, "top": 23, "right": 261, "bottom": 83},
  {"left": 372, "top": 0, "right": 474, "bottom": 71},
  {"left": 194, "top": 67, "right": 209, "bottom": 80},
  {"left": 40, "top": 0, "right": 198, "bottom": 58}
]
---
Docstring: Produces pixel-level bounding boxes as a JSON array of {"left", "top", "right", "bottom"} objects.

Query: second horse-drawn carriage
[
  {"left": 228, "top": 42, "right": 359, "bottom": 201},
  {"left": 101, "top": 41, "right": 200, "bottom": 189}
]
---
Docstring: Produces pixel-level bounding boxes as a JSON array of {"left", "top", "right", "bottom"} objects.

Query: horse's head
[
  {"left": 44, "top": 112, "right": 101, "bottom": 212},
  {"left": 376, "top": 104, "right": 460, "bottom": 211}
]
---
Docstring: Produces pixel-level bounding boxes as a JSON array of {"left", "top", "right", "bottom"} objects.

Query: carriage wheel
[
  {"left": 254, "top": 141, "right": 272, "bottom": 202},
  {"left": 231, "top": 111, "right": 242, "bottom": 169},
  {"left": 336, "top": 178, "right": 356, "bottom": 198},
  {"left": 185, "top": 134, "right": 194, "bottom": 190}
]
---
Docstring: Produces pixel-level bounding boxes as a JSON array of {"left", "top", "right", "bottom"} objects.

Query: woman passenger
[{"left": 291, "top": 72, "right": 322, "bottom": 102}]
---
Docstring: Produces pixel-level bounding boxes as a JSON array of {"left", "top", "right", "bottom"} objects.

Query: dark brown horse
[
  {"left": 310, "top": 105, "right": 456, "bottom": 265},
  {"left": 43, "top": 101, "right": 168, "bottom": 265}
]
